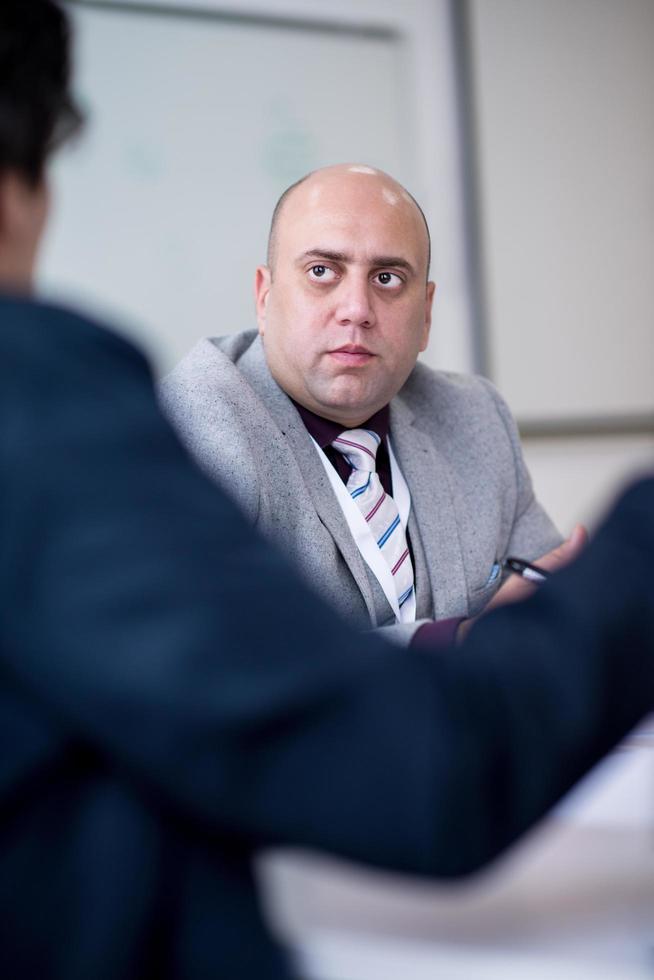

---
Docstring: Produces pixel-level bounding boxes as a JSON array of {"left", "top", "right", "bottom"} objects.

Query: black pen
[{"left": 504, "top": 556, "right": 550, "bottom": 584}]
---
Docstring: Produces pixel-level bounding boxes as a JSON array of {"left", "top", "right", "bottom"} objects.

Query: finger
[
  {"left": 567, "top": 523, "right": 588, "bottom": 557},
  {"left": 535, "top": 524, "right": 589, "bottom": 574},
  {"left": 485, "top": 572, "right": 537, "bottom": 612}
]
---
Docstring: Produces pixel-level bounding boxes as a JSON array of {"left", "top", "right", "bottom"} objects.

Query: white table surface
[{"left": 258, "top": 731, "right": 654, "bottom": 979}]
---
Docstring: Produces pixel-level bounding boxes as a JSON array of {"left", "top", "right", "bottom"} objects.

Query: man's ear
[
  {"left": 420, "top": 280, "right": 436, "bottom": 351},
  {"left": 254, "top": 265, "right": 272, "bottom": 337}
]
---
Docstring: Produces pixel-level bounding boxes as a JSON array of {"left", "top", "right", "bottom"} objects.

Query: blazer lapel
[
  {"left": 238, "top": 339, "right": 382, "bottom": 624},
  {"left": 390, "top": 396, "right": 468, "bottom": 619}
]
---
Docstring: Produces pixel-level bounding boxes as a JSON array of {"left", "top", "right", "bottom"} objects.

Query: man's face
[{"left": 255, "top": 168, "right": 435, "bottom": 427}]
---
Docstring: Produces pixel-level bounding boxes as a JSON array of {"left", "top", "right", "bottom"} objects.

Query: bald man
[{"left": 162, "top": 164, "right": 562, "bottom": 644}]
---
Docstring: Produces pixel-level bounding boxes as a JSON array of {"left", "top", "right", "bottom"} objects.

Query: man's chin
[{"left": 307, "top": 386, "right": 384, "bottom": 427}]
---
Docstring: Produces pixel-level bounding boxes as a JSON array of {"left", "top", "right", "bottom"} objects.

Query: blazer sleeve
[
  {"left": 477, "top": 375, "right": 563, "bottom": 557},
  {"left": 2, "top": 305, "right": 653, "bottom": 880}
]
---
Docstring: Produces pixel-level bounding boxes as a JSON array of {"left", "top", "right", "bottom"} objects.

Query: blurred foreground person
[{"left": 0, "top": 3, "right": 653, "bottom": 978}]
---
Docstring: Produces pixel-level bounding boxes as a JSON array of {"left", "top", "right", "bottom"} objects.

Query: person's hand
[
  {"left": 457, "top": 524, "right": 588, "bottom": 643},
  {"left": 487, "top": 524, "right": 588, "bottom": 611}
]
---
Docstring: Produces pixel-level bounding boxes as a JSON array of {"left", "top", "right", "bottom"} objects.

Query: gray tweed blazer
[{"left": 160, "top": 331, "right": 561, "bottom": 644}]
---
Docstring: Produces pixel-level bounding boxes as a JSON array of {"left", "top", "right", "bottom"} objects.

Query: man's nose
[{"left": 334, "top": 277, "right": 376, "bottom": 328}]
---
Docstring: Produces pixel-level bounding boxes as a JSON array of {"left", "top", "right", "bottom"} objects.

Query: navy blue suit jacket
[{"left": 0, "top": 296, "right": 652, "bottom": 979}]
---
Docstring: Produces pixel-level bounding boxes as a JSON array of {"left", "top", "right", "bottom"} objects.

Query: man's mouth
[{"left": 328, "top": 345, "right": 375, "bottom": 364}]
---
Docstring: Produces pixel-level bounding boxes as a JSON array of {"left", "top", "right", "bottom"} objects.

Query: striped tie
[{"left": 331, "top": 428, "right": 414, "bottom": 612}]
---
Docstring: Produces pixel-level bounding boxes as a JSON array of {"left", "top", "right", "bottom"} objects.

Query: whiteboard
[{"left": 40, "top": 2, "right": 416, "bottom": 371}]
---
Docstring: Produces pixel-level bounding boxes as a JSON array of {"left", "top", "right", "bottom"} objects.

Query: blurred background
[{"left": 42, "top": 0, "right": 654, "bottom": 534}]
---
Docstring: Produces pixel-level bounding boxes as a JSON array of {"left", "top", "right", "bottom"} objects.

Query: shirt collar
[{"left": 292, "top": 400, "right": 390, "bottom": 449}]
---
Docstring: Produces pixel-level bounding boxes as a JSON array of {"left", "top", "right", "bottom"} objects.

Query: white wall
[
  {"left": 467, "top": 0, "right": 654, "bottom": 529},
  {"left": 468, "top": 0, "right": 654, "bottom": 423}
]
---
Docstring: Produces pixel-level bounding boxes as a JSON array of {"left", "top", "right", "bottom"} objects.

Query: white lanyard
[{"left": 311, "top": 436, "right": 416, "bottom": 624}]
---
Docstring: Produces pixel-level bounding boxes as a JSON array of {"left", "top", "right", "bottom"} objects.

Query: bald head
[{"left": 266, "top": 164, "right": 431, "bottom": 280}]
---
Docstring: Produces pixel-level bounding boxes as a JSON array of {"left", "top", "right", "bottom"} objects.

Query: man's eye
[
  {"left": 373, "top": 271, "right": 403, "bottom": 289},
  {"left": 308, "top": 265, "right": 336, "bottom": 282}
]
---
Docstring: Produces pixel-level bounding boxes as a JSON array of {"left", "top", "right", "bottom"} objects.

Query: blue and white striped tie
[{"left": 332, "top": 428, "right": 414, "bottom": 612}]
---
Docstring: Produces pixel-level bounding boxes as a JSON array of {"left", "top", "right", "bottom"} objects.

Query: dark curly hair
[{"left": 0, "top": 0, "right": 84, "bottom": 186}]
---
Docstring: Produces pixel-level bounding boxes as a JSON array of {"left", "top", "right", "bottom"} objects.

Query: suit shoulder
[
  {"left": 0, "top": 295, "right": 151, "bottom": 388},
  {"left": 160, "top": 330, "right": 261, "bottom": 424},
  {"left": 397, "top": 364, "right": 521, "bottom": 455},
  {"left": 158, "top": 331, "right": 268, "bottom": 518},
  {"left": 162, "top": 330, "right": 258, "bottom": 387},
  {"left": 0, "top": 297, "right": 165, "bottom": 504},
  {"left": 401, "top": 361, "right": 503, "bottom": 417}
]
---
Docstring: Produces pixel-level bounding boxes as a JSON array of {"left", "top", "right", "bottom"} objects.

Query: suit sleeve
[
  {"left": 478, "top": 375, "right": 563, "bottom": 558},
  {"left": 2, "top": 311, "right": 653, "bottom": 879}
]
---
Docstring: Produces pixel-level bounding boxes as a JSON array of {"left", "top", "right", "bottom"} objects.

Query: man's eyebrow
[
  {"left": 298, "top": 249, "right": 351, "bottom": 264},
  {"left": 298, "top": 249, "right": 416, "bottom": 275},
  {"left": 371, "top": 255, "right": 416, "bottom": 275}
]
